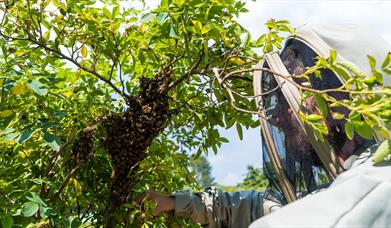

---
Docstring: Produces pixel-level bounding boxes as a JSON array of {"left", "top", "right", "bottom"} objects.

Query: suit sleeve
[{"left": 173, "top": 187, "right": 267, "bottom": 228}]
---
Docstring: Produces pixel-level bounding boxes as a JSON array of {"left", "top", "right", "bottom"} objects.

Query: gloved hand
[{"left": 137, "top": 192, "right": 175, "bottom": 215}]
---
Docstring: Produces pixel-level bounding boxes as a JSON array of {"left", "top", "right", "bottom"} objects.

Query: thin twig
[
  {"left": 213, "top": 68, "right": 265, "bottom": 117},
  {"left": 167, "top": 53, "right": 203, "bottom": 90},
  {"left": 222, "top": 67, "right": 390, "bottom": 96},
  {"left": 55, "top": 161, "right": 86, "bottom": 198},
  {"left": 226, "top": 81, "right": 284, "bottom": 100}
]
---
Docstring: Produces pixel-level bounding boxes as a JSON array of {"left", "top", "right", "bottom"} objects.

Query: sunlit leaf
[
  {"left": 306, "top": 114, "right": 323, "bottom": 122},
  {"left": 0, "top": 110, "right": 13, "bottom": 118},
  {"left": 332, "top": 112, "right": 345, "bottom": 120},
  {"left": 329, "top": 50, "right": 337, "bottom": 64},
  {"left": 353, "top": 121, "right": 373, "bottom": 139},
  {"left": 156, "top": 12, "right": 168, "bottom": 24},
  {"left": 81, "top": 45, "right": 87, "bottom": 58},
  {"left": 367, "top": 55, "right": 377, "bottom": 71},
  {"left": 26, "top": 192, "right": 47, "bottom": 207},
  {"left": 40, "top": 207, "right": 57, "bottom": 219},
  {"left": 372, "top": 139, "right": 391, "bottom": 164},
  {"left": 345, "top": 121, "right": 354, "bottom": 140},
  {"left": 11, "top": 83, "right": 27, "bottom": 95},
  {"left": 16, "top": 129, "right": 37, "bottom": 144},
  {"left": 28, "top": 80, "right": 48, "bottom": 96},
  {"left": 229, "top": 57, "right": 245, "bottom": 65},
  {"left": 381, "top": 52, "right": 391, "bottom": 69},
  {"left": 72, "top": 178, "right": 83, "bottom": 197},
  {"left": 21, "top": 202, "right": 39, "bottom": 217},
  {"left": 43, "top": 132, "right": 61, "bottom": 151}
]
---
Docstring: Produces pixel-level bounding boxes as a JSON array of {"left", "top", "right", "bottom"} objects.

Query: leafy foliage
[
  {"left": 0, "top": 0, "right": 264, "bottom": 226},
  {"left": 297, "top": 52, "right": 391, "bottom": 141}
]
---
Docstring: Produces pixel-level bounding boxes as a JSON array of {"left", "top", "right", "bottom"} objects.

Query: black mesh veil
[
  {"left": 259, "top": 39, "right": 374, "bottom": 201},
  {"left": 260, "top": 66, "right": 331, "bottom": 200}
]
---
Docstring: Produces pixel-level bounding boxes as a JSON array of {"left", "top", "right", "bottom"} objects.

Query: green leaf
[
  {"left": 236, "top": 123, "right": 243, "bottom": 140},
  {"left": 363, "top": 76, "right": 377, "bottom": 86},
  {"left": 329, "top": 50, "right": 337, "bottom": 64},
  {"left": 381, "top": 52, "right": 391, "bottom": 69},
  {"left": 192, "top": 20, "right": 203, "bottom": 33},
  {"left": 160, "top": 0, "right": 169, "bottom": 8},
  {"left": 2, "top": 128, "right": 18, "bottom": 141},
  {"left": 367, "top": 55, "right": 377, "bottom": 71},
  {"left": 140, "top": 13, "right": 155, "bottom": 23},
  {"left": 0, "top": 110, "right": 13, "bottom": 118},
  {"left": 1, "top": 215, "right": 13, "bottom": 228},
  {"left": 26, "top": 192, "right": 47, "bottom": 207},
  {"left": 40, "top": 207, "right": 57, "bottom": 219},
  {"left": 353, "top": 121, "right": 373, "bottom": 139},
  {"left": 70, "top": 217, "right": 82, "bottom": 228},
  {"left": 28, "top": 79, "right": 48, "bottom": 96},
  {"left": 372, "top": 139, "right": 391, "bottom": 164},
  {"left": 16, "top": 129, "right": 36, "bottom": 144},
  {"left": 112, "top": 6, "right": 120, "bottom": 18},
  {"left": 194, "top": 147, "right": 203, "bottom": 160},
  {"left": 374, "top": 71, "right": 383, "bottom": 84},
  {"left": 21, "top": 202, "right": 39, "bottom": 217},
  {"left": 255, "top": 34, "right": 266, "bottom": 47},
  {"left": 332, "top": 112, "right": 345, "bottom": 120},
  {"left": 333, "top": 64, "right": 351, "bottom": 81},
  {"left": 156, "top": 12, "right": 168, "bottom": 25},
  {"left": 169, "top": 24, "right": 177, "bottom": 38},
  {"left": 345, "top": 121, "right": 354, "bottom": 140},
  {"left": 201, "top": 24, "right": 212, "bottom": 35},
  {"left": 383, "top": 68, "right": 391, "bottom": 75},
  {"left": 81, "top": 45, "right": 87, "bottom": 58},
  {"left": 314, "top": 95, "right": 328, "bottom": 117},
  {"left": 102, "top": 8, "right": 111, "bottom": 18},
  {"left": 43, "top": 30, "right": 51, "bottom": 42},
  {"left": 219, "top": 137, "right": 229, "bottom": 143},
  {"left": 306, "top": 114, "right": 323, "bottom": 122},
  {"left": 211, "top": 144, "right": 218, "bottom": 155},
  {"left": 43, "top": 132, "right": 61, "bottom": 151}
]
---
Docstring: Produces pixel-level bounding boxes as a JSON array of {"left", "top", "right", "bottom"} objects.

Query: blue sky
[{"left": 208, "top": 0, "right": 391, "bottom": 186}]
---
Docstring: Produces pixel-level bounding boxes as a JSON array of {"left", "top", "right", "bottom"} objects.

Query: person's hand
[{"left": 137, "top": 192, "right": 175, "bottom": 215}]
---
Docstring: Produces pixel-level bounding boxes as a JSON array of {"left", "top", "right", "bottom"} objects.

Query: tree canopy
[
  {"left": 0, "top": 0, "right": 390, "bottom": 227},
  {"left": 0, "top": 0, "right": 266, "bottom": 226}
]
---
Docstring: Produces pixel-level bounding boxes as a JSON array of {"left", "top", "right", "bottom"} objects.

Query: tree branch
[
  {"left": 0, "top": 30, "right": 130, "bottom": 99},
  {"left": 167, "top": 52, "right": 204, "bottom": 91}
]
